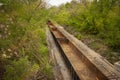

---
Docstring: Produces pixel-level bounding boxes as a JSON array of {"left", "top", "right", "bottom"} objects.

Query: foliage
[
  {"left": 49, "top": 0, "right": 120, "bottom": 52},
  {"left": 0, "top": 0, "right": 53, "bottom": 80},
  {"left": 4, "top": 57, "right": 30, "bottom": 80}
]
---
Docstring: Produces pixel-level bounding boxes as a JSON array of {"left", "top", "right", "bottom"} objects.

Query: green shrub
[
  {"left": 4, "top": 57, "right": 30, "bottom": 80},
  {"left": 50, "top": 0, "right": 120, "bottom": 52}
]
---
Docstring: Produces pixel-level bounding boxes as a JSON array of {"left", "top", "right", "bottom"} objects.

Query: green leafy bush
[
  {"left": 0, "top": 0, "right": 53, "bottom": 80},
  {"left": 4, "top": 57, "right": 30, "bottom": 80},
  {"left": 49, "top": 0, "right": 120, "bottom": 52}
]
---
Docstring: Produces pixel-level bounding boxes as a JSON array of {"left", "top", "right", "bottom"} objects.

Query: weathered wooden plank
[
  {"left": 55, "top": 25, "right": 120, "bottom": 79},
  {"left": 46, "top": 28, "right": 72, "bottom": 80}
]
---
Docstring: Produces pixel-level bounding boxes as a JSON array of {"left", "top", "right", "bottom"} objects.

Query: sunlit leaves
[
  {"left": 0, "top": 0, "right": 53, "bottom": 80},
  {"left": 49, "top": 0, "right": 120, "bottom": 51}
]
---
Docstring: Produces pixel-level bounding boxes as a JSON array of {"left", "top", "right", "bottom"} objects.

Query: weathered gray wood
[
  {"left": 46, "top": 28, "right": 72, "bottom": 80},
  {"left": 55, "top": 25, "right": 120, "bottom": 79}
]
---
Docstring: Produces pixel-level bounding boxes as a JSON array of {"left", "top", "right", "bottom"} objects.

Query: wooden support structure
[{"left": 47, "top": 22, "right": 120, "bottom": 80}]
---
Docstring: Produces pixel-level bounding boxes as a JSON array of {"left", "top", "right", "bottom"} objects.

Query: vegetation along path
[{"left": 0, "top": 0, "right": 120, "bottom": 80}]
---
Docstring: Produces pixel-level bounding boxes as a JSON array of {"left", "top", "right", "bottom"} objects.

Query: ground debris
[
  {"left": 32, "top": 71, "right": 47, "bottom": 80},
  {"left": 24, "top": 70, "right": 49, "bottom": 80},
  {"left": 114, "top": 61, "right": 120, "bottom": 72}
]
